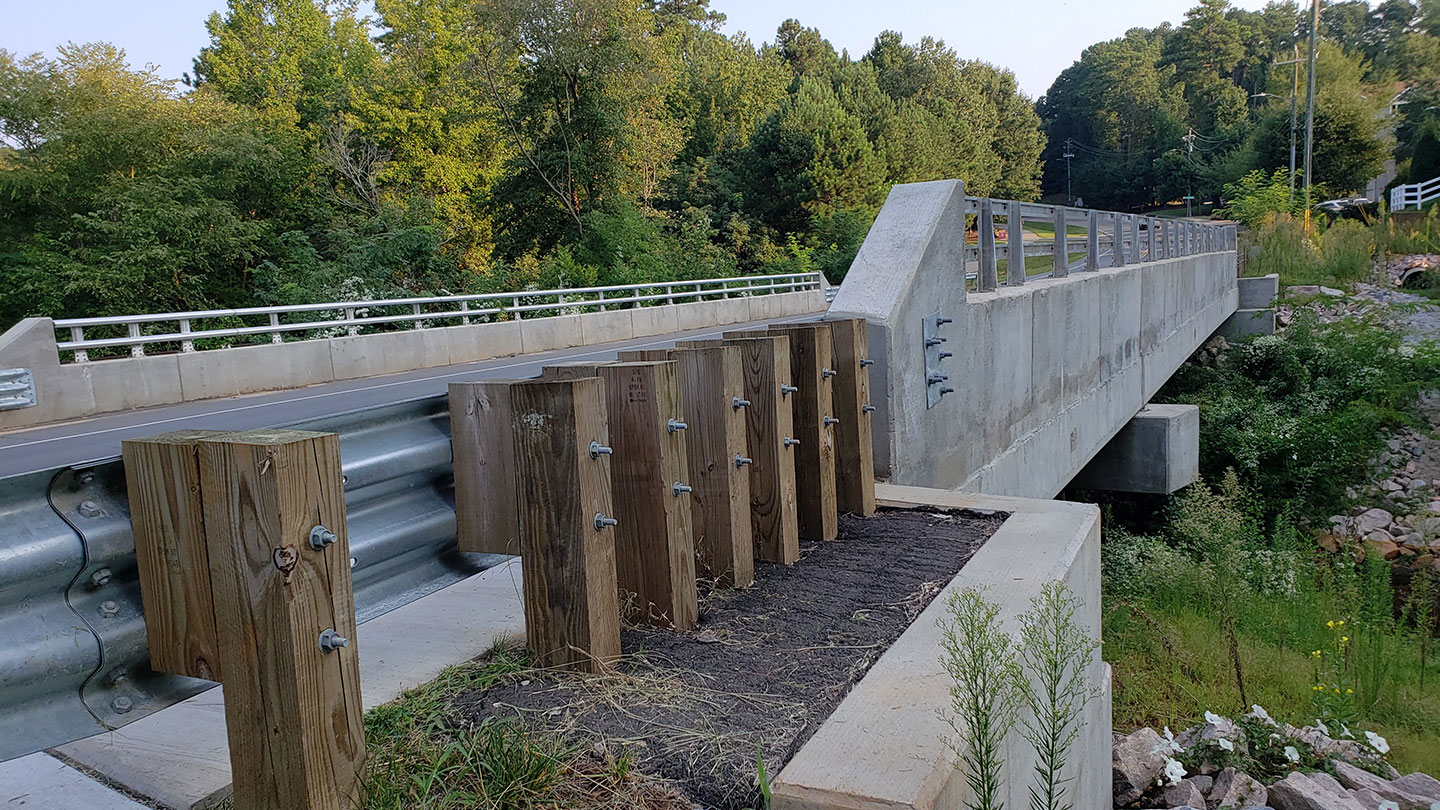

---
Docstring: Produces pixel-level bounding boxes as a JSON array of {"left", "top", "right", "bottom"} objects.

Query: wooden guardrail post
[
  {"left": 122, "top": 430, "right": 230, "bottom": 681},
  {"left": 684, "top": 335, "right": 800, "bottom": 564},
  {"left": 510, "top": 377, "right": 622, "bottom": 670},
  {"left": 763, "top": 323, "right": 839, "bottom": 541},
  {"left": 448, "top": 379, "right": 528, "bottom": 555},
  {"left": 823, "top": 318, "right": 876, "bottom": 516},
  {"left": 618, "top": 347, "right": 754, "bottom": 588},
  {"left": 540, "top": 361, "right": 699, "bottom": 629},
  {"left": 200, "top": 430, "right": 363, "bottom": 810}
]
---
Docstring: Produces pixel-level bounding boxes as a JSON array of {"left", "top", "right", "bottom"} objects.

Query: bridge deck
[{"left": 0, "top": 313, "right": 816, "bottom": 479}]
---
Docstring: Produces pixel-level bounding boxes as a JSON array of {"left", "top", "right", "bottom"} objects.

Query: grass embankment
[{"left": 1094, "top": 310, "right": 1440, "bottom": 775}]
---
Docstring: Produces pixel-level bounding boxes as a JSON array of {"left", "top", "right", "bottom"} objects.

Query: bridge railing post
[
  {"left": 978, "top": 199, "right": 998, "bottom": 291},
  {"left": 1086, "top": 209, "right": 1100, "bottom": 271},
  {"left": 1052, "top": 206, "right": 1069, "bottom": 278},
  {"left": 1112, "top": 212, "right": 1126, "bottom": 268},
  {"left": 1007, "top": 201, "right": 1025, "bottom": 286}
]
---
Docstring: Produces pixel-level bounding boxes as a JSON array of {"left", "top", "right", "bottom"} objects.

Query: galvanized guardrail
[
  {"left": 0, "top": 395, "right": 499, "bottom": 761},
  {"left": 957, "top": 197, "right": 1234, "bottom": 292},
  {"left": 54, "top": 272, "right": 823, "bottom": 362}
]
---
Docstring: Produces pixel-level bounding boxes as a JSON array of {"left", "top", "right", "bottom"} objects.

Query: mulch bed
[{"left": 451, "top": 506, "right": 1006, "bottom": 809}]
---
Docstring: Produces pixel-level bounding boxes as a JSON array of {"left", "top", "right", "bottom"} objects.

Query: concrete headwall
[
  {"left": 773, "top": 484, "right": 1109, "bottom": 810},
  {"left": 829, "top": 180, "right": 1237, "bottom": 499},
  {"left": 0, "top": 290, "right": 826, "bottom": 431}
]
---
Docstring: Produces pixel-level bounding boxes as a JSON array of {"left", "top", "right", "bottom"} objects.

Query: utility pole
[
  {"left": 1303, "top": 0, "right": 1319, "bottom": 228},
  {"left": 1063, "top": 138, "right": 1075, "bottom": 205},
  {"left": 1182, "top": 130, "right": 1197, "bottom": 217},
  {"left": 1275, "top": 43, "right": 1302, "bottom": 208}
]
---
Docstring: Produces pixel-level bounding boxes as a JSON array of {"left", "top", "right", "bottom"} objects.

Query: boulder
[
  {"left": 1210, "top": 767, "right": 1268, "bottom": 809},
  {"left": 1191, "top": 775, "right": 1215, "bottom": 796},
  {"left": 1163, "top": 777, "right": 1207, "bottom": 808},
  {"left": 1363, "top": 534, "right": 1402, "bottom": 560},
  {"left": 1114, "top": 727, "right": 1168, "bottom": 806},
  {"left": 1266, "top": 771, "right": 1367, "bottom": 810},
  {"left": 1332, "top": 760, "right": 1440, "bottom": 810},
  {"left": 1356, "top": 508, "right": 1395, "bottom": 534}
]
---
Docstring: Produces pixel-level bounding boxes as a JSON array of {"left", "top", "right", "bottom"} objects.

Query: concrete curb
[{"left": 772, "top": 484, "right": 1108, "bottom": 810}]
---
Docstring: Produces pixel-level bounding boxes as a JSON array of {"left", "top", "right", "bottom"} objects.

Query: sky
[{"left": 1, "top": 0, "right": 1278, "bottom": 99}]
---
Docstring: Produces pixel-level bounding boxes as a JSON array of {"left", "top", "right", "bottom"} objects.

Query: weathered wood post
[
  {"left": 510, "top": 377, "right": 622, "bottom": 670},
  {"left": 618, "top": 347, "right": 754, "bottom": 587},
  {"left": 683, "top": 335, "right": 800, "bottom": 564},
  {"left": 762, "top": 323, "right": 838, "bottom": 542},
  {"left": 448, "top": 379, "right": 528, "bottom": 555},
  {"left": 823, "top": 318, "right": 876, "bottom": 516},
  {"left": 200, "top": 430, "right": 363, "bottom": 810},
  {"left": 541, "top": 362, "right": 698, "bottom": 629},
  {"left": 122, "top": 429, "right": 229, "bottom": 681}
]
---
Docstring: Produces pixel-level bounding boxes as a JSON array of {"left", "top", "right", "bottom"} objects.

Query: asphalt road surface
[{"left": 0, "top": 313, "right": 817, "bottom": 479}]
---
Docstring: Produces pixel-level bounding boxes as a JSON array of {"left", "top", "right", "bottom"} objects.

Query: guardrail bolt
[
  {"left": 821, "top": 368, "right": 837, "bottom": 379},
  {"left": 936, "top": 316, "right": 953, "bottom": 326},
  {"left": 672, "top": 482, "right": 693, "bottom": 497},
  {"left": 784, "top": 437, "right": 800, "bottom": 448},
  {"left": 589, "top": 441, "right": 614, "bottom": 459},
  {"left": 112, "top": 697, "right": 133, "bottom": 714},
  {"left": 823, "top": 416, "right": 840, "bottom": 427},
  {"left": 780, "top": 384, "right": 798, "bottom": 397},
  {"left": 79, "top": 472, "right": 96, "bottom": 486},
  {"left": 940, "top": 386, "right": 955, "bottom": 395},
  {"left": 925, "top": 336, "right": 947, "bottom": 346},
  {"left": 735, "top": 455, "right": 753, "bottom": 468},
  {"left": 108, "top": 668, "right": 128, "bottom": 687},
  {"left": 98, "top": 600, "right": 119, "bottom": 618},
  {"left": 927, "top": 373, "right": 949, "bottom": 384},
  {"left": 90, "top": 568, "right": 112, "bottom": 587},
  {"left": 939, "top": 351, "right": 953, "bottom": 360},
  {"left": 317, "top": 628, "right": 350, "bottom": 654},
  {"left": 78, "top": 500, "right": 103, "bottom": 518},
  {"left": 667, "top": 418, "right": 688, "bottom": 434},
  {"left": 731, "top": 397, "right": 751, "bottom": 410},
  {"left": 860, "top": 359, "right": 875, "bottom": 367},
  {"left": 862, "top": 404, "right": 877, "bottom": 414},
  {"left": 309, "top": 525, "right": 339, "bottom": 551},
  {"left": 594, "top": 513, "right": 619, "bottom": 530}
]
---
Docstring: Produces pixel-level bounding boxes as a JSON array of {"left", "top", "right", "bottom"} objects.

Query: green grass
[
  {"left": 1021, "top": 222, "right": 1087, "bottom": 238},
  {"left": 1106, "top": 603, "right": 1440, "bottom": 775},
  {"left": 212, "top": 640, "right": 690, "bottom": 810}
]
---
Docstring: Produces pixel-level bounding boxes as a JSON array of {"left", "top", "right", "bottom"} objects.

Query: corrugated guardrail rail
[{"left": 1, "top": 395, "right": 500, "bottom": 761}]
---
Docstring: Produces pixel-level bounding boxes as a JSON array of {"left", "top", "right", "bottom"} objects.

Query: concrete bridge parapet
[{"left": 829, "top": 180, "right": 1238, "bottom": 499}]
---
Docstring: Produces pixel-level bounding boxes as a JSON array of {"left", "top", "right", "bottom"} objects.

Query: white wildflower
[
  {"left": 1163, "top": 757, "right": 1186, "bottom": 786},
  {"left": 1283, "top": 745, "right": 1300, "bottom": 763},
  {"left": 1161, "top": 726, "right": 1183, "bottom": 753},
  {"left": 1315, "top": 719, "right": 1330, "bottom": 736},
  {"left": 1339, "top": 723, "right": 1353, "bottom": 739},
  {"left": 1250, "top": 704, "right": 1276, "bottom": 725},
  {"left": 1216, "top": 737, "right": 1235, "bottom": 752},
  {"left": 1204, "top": 710, "right": 1224, "bottom": 726},
  {"left": 1365, "top": 730, "right": 1390, "bottom": 754}
]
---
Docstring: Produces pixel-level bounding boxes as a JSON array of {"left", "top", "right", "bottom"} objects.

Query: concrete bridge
[{"left": 0, "top": 180, "right": 1262, "bottom": 809}]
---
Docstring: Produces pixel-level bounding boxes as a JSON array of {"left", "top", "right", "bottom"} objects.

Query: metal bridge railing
[
  {"left": 52, "top": 272, "right": 825, "bottom": 363},
  {"left": 957, "top": 197, "right": 1235, "bottom": 293}
]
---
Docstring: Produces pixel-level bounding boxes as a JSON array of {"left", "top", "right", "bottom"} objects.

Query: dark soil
[{"left": 451, "top": 506, "right": 1005, "bottom": 810}]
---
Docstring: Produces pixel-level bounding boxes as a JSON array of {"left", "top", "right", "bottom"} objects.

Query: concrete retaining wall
[
  {"left": 0, "top": 289, "right": 826, "bottom": 431},
  {"left": 772, "top": 484, "right": 1109, "bottom": 810},
  {"left": 829, "top": 180, "right": 1237, "bottom": 498}
]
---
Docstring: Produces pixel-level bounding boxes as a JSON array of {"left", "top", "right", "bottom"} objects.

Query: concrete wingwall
[
  {"left": 829, "top": 180, "right": 1238, "bottom": 499},
  {"left": 0, "top": 289, "right": 827, "bottom": 431}
]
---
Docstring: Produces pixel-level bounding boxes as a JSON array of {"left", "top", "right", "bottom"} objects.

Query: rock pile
[
  {"left": 1111, "top": 711, "right": 1439, "bottom": 810},
  {"left": 1386, "top": 254, "right": 1440, "bottom": 287}
]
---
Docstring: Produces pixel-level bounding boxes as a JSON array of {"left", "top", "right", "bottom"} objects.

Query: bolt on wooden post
[
  {"left": 687, "top": 333, "right": 800, "bottom": 564},
  {"left": 510, "top": 377, "right": 621, "bottom": 671},
  {"left": 822, "top": 318, "right": 876, "bottom": 516},
  {"left": 541, "top": 362, "right": 698, "bottom": 629},
  {"left": 619, "top": 346, "right": 754, "bottom": 588},
  {"left": 763, "top": 323, "right": 839, "bottom": 541},
  {"left": 198, "top": 429, "right": 363, "bottom": 810},
  {"left": 448, "top": 379, "right": 529, "bottom": 555}
]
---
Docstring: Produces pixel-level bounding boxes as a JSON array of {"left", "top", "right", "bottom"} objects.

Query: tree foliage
[{"left": 0, "top": 2, "right": 1047, "bottom": 327}]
